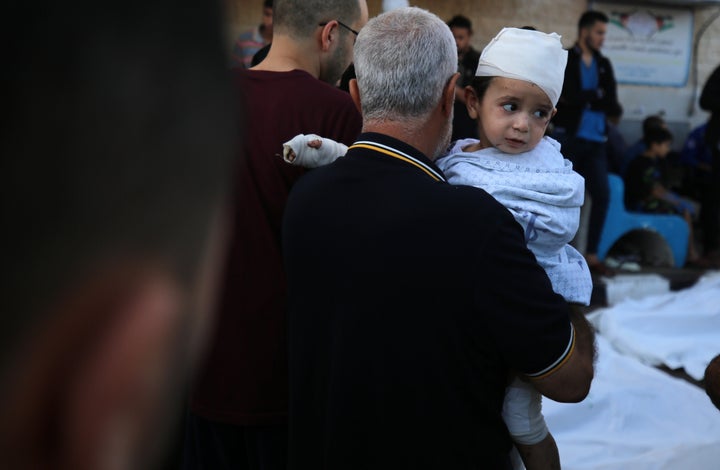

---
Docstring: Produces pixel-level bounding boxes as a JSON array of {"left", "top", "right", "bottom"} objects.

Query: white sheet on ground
[
  {"left": 542, "top": 272, "right": 720, "bottom": 470},
  {"left": 544, "top": 335, "right": 720, "bottom": 470},
  {"left": 590, "top": 271, "right": 720, "bottom": 380}
]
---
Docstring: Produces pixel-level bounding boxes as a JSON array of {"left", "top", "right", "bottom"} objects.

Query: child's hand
[
  {"left": 284, "top": 148, "right": 297, "bottom": 163},
  {"left": 307, "top": 138, "right": 323, "bottom": 149},
  {"left": 282, "top": 134, "right": 348, "bottom": 168}
]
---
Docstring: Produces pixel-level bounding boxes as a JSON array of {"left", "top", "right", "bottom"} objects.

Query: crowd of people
[
  {"left": 197, "top": 2, "right": 720, "bottom": 469},
  {"left": 215, "top": 3, "right": 720, "bottom": 468},
  {"left": 3, "top": 1, "right": 719, "bottom": 470}
]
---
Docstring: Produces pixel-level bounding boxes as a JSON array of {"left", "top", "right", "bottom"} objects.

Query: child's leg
[
  {"left": 514, "top": 434, "right": 561, "bottom": 470},
  {"left": 503, "top": 377, "right": 560, "bottom": 470}
]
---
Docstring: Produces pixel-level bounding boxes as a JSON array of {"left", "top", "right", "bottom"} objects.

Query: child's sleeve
[{"left": 282, "top": 134, "right": 348, "bottom": 168}]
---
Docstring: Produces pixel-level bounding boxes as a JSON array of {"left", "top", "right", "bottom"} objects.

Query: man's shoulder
[
  {"left": 297, "top": 78, "right": 356, "bottom": 110},
  {"left": 430, "top": 181, "right": 513, "bottom": 221},
  {"left": 236, "top": 68, "right": 345, "bottom": 91},
  {"left": 235, "top": 69, "right": 361, "bottom": 145},
  {"left": 300, "top": 159, "right": 507, "bottom": 216},
  {"left": 566, "top": 44, "right": 581, "bottom": 57},
  {"left": 596, "top": 51, "right": 613, "bottom": 66},
  {"left": 562, "top": 46, "right": 581, "bottom": 75},
  {"left": 234, "top": 69, "right": 354, "bottom": 104},
  {"left": 566, "top": 44, "right": 611, "bottom": 65}
]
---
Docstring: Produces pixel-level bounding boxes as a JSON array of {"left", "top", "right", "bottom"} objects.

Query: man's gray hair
[
  {"left": 353, "top": 7, "right": 456, "bottom": 124},
  {"left": 273, "top": 0, "right": 361, "bottom": 38}
]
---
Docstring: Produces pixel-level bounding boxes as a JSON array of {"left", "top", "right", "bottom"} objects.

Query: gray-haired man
[{"left": 283, "top": 6, "right": 595, "bottom": 469}]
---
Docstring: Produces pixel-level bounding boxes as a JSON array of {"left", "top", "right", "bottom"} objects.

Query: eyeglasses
[{"left": 318, "top": 20, "right": 359, "bottom": 37}]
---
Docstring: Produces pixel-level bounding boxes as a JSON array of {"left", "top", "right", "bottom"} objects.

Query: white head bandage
[{"left": 475, "top": 27, "right": 568, "bottom": 107}]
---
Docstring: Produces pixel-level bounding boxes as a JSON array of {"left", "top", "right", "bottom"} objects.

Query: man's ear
[
  {"left": 465, "top": 86, "right": 480, "bottom": 119},
  {"left": 442, "top": 73, "right": 460, "bottom": 118},
  {"left": 349, "top": 78, "right": 362, "bottom": 114},
  {"left": 319, "top": 21, "right": 337, "bottom": 52}
]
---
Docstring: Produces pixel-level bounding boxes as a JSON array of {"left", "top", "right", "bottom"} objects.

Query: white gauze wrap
[
  {"left": 282, "top": 134, "right": 348, "bottom": 168},
  {"left": 475, "top": 27, "right": 568, "bottom": 107}
]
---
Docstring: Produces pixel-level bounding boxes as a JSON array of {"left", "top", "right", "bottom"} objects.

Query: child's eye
[
  {"left": 502, "top": 103, "right": 517, "bottom": 112},
  {"left": 534, "top": 109, "right": 550, "bottom": 119}
]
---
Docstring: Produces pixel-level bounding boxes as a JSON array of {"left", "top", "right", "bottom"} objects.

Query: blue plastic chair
[{"left": 597, "top": 174, "right": 689, "bottom": 267}]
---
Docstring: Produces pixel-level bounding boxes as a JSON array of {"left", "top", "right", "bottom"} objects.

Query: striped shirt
[{"left": 231, "top": 27, "right": 267, "bottom": 69}]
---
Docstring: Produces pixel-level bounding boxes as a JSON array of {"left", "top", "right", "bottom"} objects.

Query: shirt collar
[
  {"left": 573, "top": 43, "right": 601, "bottom": 59},
  {"left": 348, "top": 132, "right": 447, "bottom": 183}
]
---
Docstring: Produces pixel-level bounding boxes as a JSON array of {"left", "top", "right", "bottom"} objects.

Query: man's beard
[
  {"left": 320, "top": 39, "right": 350, "bottom": 85},
  {"left": 432, "top": 108, "right": 454, "bottom": 161},
  {"left": 584, "top": 36, "right": 599, "bottom": 53}
]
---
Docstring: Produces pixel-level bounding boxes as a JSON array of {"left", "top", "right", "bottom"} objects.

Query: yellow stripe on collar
[{"left": 349, "top": 143, "right": 444, "bottom": 182}]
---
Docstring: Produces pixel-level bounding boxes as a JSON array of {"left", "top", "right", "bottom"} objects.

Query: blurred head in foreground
[{"left": 0, "top": 0, "right": 236, "bottom": 468}]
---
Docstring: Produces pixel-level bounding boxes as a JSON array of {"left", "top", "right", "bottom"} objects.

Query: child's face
[
  {"left": 651, "top": 140, "right": 672, "bottom": 158},
  {"left": 467, "top": 77, "right": 555, "bottom": 155}
]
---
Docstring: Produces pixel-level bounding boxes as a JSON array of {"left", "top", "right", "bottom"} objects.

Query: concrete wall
[
  {"left": 228, "top": 0, "right": 583, "bottom": 52},
  {"left": 229, "top": 0, "right": 720, "bottom": 147}
]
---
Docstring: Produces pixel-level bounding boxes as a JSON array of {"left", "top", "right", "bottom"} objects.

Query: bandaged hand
[{"left": 282, "top": 134, "right": 348, "bottom": 168}]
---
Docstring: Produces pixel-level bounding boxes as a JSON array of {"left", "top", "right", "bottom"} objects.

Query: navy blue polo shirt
[{"left": 283, "top": 132, "right": 574, "bottom": 469}]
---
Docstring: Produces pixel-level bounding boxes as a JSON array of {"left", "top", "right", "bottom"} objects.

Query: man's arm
[
  {"left": 596, "top": 56, "right": 620, "bottom": 114},
  {"left": 529, "top": 306, "right": 596, "bottom": 403},
  {"left": 480, "top": 210, "right": 595, "bottom": 404}
]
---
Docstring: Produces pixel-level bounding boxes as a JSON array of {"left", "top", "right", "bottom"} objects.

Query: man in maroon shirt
[{"left": 183, "top": 0, "right": 367, "bottom": 468}]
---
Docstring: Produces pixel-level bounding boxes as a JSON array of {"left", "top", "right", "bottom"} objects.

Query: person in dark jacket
[
  {"left": 554, "top": 10, "right": 620, "bottom": 275},
  {"left": 698, "top": 64, "right": 720, "bottom": 259},
  {"left": 448, "top": 14, "right": 481, "bottom": 141}
]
